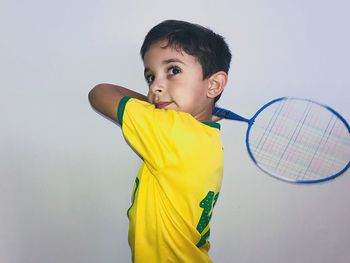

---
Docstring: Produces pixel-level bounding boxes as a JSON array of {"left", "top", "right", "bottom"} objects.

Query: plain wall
[{"left": 1, "top": 0, "right": 349, "bottom": 262}]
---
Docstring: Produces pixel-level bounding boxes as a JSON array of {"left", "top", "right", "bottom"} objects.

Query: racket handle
[{"left": 213, "top": 107, "right": 250, "bottom": 123}]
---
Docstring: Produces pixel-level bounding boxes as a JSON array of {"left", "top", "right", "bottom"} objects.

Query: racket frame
[{"left": 245, "top": 97, "right": 350, "bottom": 183}]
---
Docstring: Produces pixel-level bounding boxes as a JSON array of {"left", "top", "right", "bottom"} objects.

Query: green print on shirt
[
  {"left": 196, "top": 191, "right": 219, "bottom": 247},
  {"left": 127, "top": 177, "right": 139, "bottom": 217}
]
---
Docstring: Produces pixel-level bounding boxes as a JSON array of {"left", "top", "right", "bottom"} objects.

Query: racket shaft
[{"left": 213, "top": 107, "right": 249, "bottom": 122}]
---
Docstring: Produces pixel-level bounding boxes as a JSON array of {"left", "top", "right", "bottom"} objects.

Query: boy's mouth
[{"left": 155, "top": 101, "right": 173, "bottom": 109}]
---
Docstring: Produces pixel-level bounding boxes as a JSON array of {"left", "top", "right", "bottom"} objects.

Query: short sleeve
[{"left": 117, "top": 96, "right": 177, "bottom": 171}]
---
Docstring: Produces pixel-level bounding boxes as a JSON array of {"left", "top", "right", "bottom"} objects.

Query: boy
[{"left": 88, "top": 20, "right": 232, "bottom": 262}]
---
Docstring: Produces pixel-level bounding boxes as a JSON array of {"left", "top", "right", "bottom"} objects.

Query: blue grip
[{"left": 213, "top": 107, "right": 250, "bottom": 123}]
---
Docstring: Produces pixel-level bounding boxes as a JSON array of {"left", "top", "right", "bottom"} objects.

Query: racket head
[{"left": 246, "top": 97, "right": 350, "bottom": 183}]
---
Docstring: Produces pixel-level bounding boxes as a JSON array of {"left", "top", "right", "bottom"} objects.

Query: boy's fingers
[{"left": 211, "top": 115, "right": 222, "bottom": 122}]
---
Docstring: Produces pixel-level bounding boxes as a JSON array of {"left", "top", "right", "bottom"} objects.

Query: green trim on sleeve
[
  {"left": 202, "top": 122, "right": 221, "bottom": 130},
  {"left": 117, "top": 96, "right": 132, "bottom": 126}
]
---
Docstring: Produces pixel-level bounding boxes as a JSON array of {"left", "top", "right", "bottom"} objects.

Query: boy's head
[{"left": 140, "top": 20, "right": 232, "bottom": 121}]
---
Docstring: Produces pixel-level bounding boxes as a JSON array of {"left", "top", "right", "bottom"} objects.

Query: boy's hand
[{"left": 211, "top": 114, "right": 222, "bottom": 122}]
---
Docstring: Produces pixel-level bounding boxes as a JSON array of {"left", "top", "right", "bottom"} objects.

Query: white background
[{"left": 1, "top": 0, "right": 349, "bottom": 262}]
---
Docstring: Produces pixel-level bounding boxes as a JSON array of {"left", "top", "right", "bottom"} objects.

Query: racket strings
[
  {"left": 275, "top": 102, "right": 313, "bottom": 172},
  {"left": 298, "top": 114, "right": 337, "bottom": 180},
  {"left": 253, "top": 100, "right": 287, "bottom": 158},
  {"left": 309, "top": 119, "right": 349, "bottom": 177},
  {"left": 248, "top": 99, "right": 350, "bottom": 182}
]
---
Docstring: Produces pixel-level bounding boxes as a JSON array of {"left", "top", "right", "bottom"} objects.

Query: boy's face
[{"left": 143, "top": 40, "right": 213, "bottom": 121}]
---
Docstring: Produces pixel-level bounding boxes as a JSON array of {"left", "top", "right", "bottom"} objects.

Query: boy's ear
[{"left": 207, "top": 71, "right": 228, "bottom": 99}]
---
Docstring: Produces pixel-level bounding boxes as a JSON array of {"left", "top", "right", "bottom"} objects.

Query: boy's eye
[
  {"left": 168, "top": 66, "right": 181, "bottom": 76},
  {"left": 145, "top": 74, "right": 154, "bottom": 84}
]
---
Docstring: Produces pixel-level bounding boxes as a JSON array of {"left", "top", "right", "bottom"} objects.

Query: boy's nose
[{"left": 150, "top": 80, "right": 165, "bottom": 94}]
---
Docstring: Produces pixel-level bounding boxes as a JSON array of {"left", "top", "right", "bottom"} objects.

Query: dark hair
[{"left": 140, "top": 20, "right": 232, "bottom": 103}]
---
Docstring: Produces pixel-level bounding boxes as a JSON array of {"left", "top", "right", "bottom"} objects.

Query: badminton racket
[{"left": 213, "top": 97, "right": 350, "bottom": 183}]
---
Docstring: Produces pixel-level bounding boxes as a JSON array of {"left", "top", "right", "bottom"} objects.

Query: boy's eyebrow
[
  {"left": 162, "top": 58, "right": 185, "bottom": 65},
  {"left": 144, "top": 58, "right": 186, "bottom": 74}
]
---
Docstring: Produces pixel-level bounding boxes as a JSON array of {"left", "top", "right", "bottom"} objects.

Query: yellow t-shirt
[{"left": 118, "top": 97, "right": 224, "bottom": 263}]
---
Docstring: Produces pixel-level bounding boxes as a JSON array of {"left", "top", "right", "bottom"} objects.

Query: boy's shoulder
[{"left": 119, "top": 96, "right": 220, "bottom": 132}]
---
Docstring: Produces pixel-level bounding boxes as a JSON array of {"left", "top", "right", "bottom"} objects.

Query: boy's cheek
[{"left": 146, "top": 92, "right": 154, "bottom": 104}]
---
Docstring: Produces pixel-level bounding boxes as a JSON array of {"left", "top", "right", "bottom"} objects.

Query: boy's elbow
[
  {"left": 88, "top": 83, "right": 121, "bottom": 121},
  {"left": 88, "top": 87, "right": 95, "bottom": 105},
  {"left": 88, "top": 84, "right": 105, "bottom": 106}
]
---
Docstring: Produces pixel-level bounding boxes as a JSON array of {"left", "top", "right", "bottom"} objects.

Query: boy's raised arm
[{"left": 88, "top": 83, "right": 147, "bottom": 123}]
